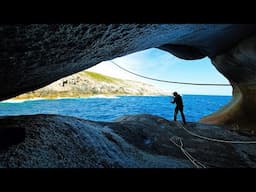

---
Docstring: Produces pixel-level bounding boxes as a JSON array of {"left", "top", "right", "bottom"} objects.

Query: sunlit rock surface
[
  {"left": 0, "top": 114, "right": 255, "bottom": 168},
  {"left": 200, "top": 34, "right": 256, "bottom": 132},
  {"left": 12, "top": 71, "right": 171, "bottom": 100}
]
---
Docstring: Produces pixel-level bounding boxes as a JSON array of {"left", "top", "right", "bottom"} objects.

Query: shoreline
[
  {"left": 1, "top": 93, "right": 232, "bottom": 103},
  {"left": 2, "top": 94, "right": 171, "bottom": 102},
  {"left": 0, "top": 94, "right": 232, "bottom": 103}
]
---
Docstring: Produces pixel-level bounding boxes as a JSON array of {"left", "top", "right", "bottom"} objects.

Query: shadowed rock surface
[
  {"left": 0, "top": 114, "right": 255, "bottom": 168},
  {"left": 2, "top": 25, "right": 256, "bottom": 167}
]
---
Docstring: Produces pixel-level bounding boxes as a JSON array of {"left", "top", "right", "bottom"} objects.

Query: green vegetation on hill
[
  {"left": 80, "top": 71, "right": 121, "bottom": 84},
  {"left": 11, "top": 70, "right": 168, "bottom": 100}
]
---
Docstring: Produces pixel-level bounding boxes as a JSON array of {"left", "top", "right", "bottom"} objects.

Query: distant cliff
[{"left": 13, "top": 71, "right": 171, "bottom": 99}]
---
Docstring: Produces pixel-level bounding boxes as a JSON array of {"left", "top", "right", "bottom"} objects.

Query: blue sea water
[{"left": 0, "top": 95, "right": 232, "bottom": 122}]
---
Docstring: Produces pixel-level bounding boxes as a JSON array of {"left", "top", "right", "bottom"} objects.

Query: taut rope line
[{"left": 110, "top": 60, "right": 230, "bottom": 86}]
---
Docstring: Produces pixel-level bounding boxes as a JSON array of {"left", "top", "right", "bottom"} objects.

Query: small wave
[
  {"left": 54, "top": 97, "right": 79, "bottom": 100},
  {"left": 87, "top": 95, "right": 120, "bottom": 99},
  {"left": 122, "top": 95, "right": 168, "bottom": 97},
  {"left": 1, "top": 97, "right": 46, "bottom": 103},
  {"left": 51, "top": 96, "right": 120, "bottom": 100},
  {"left": 53, "top": 95, "right": 120, "bottom": 99}
]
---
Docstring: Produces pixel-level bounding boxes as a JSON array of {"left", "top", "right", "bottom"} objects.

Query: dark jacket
[{"left": 171, "top": 94, "right": 183, "bottom": 107}]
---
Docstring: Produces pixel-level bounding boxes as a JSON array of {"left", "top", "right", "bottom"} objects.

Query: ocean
[{"left": 0, "top": 95, "right": 232, "bottom": 122}]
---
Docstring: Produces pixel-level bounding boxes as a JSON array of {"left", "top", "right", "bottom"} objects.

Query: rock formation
[
  {"left": 1, "top": 114, "right": 255, "bottom": 168},
  {"left": 200, "top": 34, "right": 256, "bottom": 132},
  {"left": 1, "top": 24, "right": 256, "bottom": 131},
  {"left": 12, "top": 71, "right": 170, "bottom": 100}
]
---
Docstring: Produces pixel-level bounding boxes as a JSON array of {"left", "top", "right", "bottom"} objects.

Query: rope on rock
[
  {"left": 175, "top": 121, "right": 256, "bottom": 144},
  {"left": 109, "top": 60, "right": 256, "bottom": 166},
  {"left": 169, "top": 122, "right": 256, "bottom": 168},
  {"left": 170, "top": 136, "right": 207, "bottom": 168}
]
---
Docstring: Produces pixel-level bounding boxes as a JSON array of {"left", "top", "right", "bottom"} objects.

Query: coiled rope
[{"left": 110, "top": 60, "right": 230, "bottom": 86}]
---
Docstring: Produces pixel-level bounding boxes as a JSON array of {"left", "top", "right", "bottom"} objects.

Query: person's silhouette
[{"left": 171, "top": 92, "right": 186, "bottom": 125}]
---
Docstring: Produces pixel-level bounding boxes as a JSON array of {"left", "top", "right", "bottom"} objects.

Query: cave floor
[{"left": 0, "top": 114, "right": 256, "bottom": 168}]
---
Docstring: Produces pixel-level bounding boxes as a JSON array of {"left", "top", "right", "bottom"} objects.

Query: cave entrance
[
  {"left": 86, "top": 48, "right": 232, "bottom": 122},
  {"left": 0, "top": 48, "right": 232, "bottom": 124},
  {"left": 89, "top": 48, "right": 232, "bottom": 96}
]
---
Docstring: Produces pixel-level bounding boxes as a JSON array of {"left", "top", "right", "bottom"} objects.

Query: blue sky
[{"left": 87, "top": 48, "right": 232, "bottom": 96}]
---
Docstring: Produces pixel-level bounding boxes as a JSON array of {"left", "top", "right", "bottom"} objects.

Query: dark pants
[{"left": 174, "top": 105, "right": 186, "bottom": 124}]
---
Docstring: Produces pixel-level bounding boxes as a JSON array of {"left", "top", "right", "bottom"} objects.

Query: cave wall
[
  {"left": 1, "top": 24, "right": 256, "bottom": 101},
  {"left": 200, "top": 34, "right": 256, "bottom": 132}
]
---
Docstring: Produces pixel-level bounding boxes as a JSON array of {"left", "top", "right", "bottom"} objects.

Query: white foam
[
  {"left": 87, "top": 95, "right": 120, "bottom": 99},
  {"left": 1, "top": 95, "right": 121, "bottom": 103},
  {"left": 1, "top": 97, "right": 46, "bottom": 103},
  {"left": 55, "top": 95, "right": 120, "bottom": 99}
]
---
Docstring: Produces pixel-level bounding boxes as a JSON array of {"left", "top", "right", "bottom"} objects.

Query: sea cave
[{"left": 1, "top": 24, "right": 256, "bottom": 168}]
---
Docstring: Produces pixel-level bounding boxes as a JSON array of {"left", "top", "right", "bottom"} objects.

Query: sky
[{"left": 87, "top": 48, "right": 232, "bottom": 96}]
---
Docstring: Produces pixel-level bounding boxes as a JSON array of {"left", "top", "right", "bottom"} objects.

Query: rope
[
  {"left": 109, "top": 60, "right": 256, "bottom": 166},
  {"left": 169, "top": 122, "right": 256, "bottom": 168},
  {"left": 110, "top": 60, "right": 230, "bottom": 86},
  {"left": 175, "top": 121, "right": 256, "bottom": 144},
  {"left": 170, "top": 136, "right": 207, "bottom": 168}
]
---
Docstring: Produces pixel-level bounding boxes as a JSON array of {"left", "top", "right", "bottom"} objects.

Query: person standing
[{"left": 171, "top": 92, "right": 186, "bottom": 125}]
